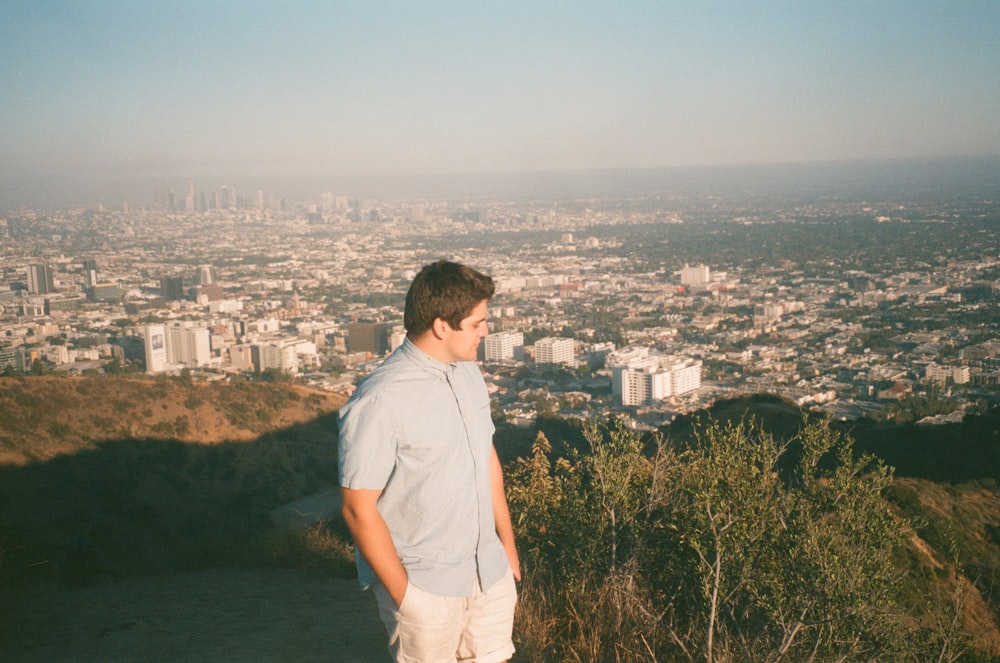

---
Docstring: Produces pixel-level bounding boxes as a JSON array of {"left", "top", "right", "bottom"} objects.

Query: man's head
[
  {"left": 404, "top": 260, "right": 495, "bottom": 362},
  {"left": 405, "top": 259, "right": 495, "bottom": 336}
]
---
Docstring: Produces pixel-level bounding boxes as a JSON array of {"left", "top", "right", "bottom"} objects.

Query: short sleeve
[{"left": 338, "top": 391, "right": 397, "bottom": 491}]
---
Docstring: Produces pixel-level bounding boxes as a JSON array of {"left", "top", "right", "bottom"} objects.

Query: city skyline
[{"left": 2, "top": 1, "right": 999, "bottom": 208}]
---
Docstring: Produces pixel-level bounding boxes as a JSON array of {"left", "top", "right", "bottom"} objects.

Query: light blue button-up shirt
[{"left": 338, "top": 338, "right": 509, "bottom": 597}]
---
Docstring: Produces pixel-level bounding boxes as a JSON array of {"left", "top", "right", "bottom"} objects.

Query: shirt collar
[{"left": 399, "top": 336, "right": 454, "bottom": 377}]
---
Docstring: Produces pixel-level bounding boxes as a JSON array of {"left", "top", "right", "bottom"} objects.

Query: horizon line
[{"left": 3, "top": 153, "right": 999, "bottom": 212}]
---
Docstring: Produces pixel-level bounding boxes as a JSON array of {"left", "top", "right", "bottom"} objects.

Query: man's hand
[{"left": 341, "top": 486, "right": 409, "bottom": 607}]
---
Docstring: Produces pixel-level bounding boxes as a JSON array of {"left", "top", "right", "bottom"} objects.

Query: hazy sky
[{"left": 2, "top": 0, "right": 999, "bottom": 204}]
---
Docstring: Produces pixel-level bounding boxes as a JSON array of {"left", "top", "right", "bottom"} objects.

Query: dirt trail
[{"left": 3, "top": 568, "right": 387, "bottom": 663}]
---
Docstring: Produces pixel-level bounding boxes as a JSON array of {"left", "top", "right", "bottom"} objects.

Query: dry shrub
[
  {"left": 258, "top": 518, "right": 355, "bottom": 578},
  {"left": 516, "top": 563, "right": 670, "bottom": 663}
]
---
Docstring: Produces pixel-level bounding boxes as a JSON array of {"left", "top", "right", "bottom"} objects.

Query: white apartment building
[
  {"left": 292, "top": 339, "right": 320, "bottom": 370},
  {"left": 143, "top": 324, "right": 169, "bottom": 373},
  {"left": 42, "top": 344, "right": 70, "bottom": 366},
  {"left": 484, "top": 331, "right": 524, "bottom": 362},
  {"left": 614, "top": 365, "right": 668, "bottom": 406},
  {"left": 257, "top": 340, "right": 299, "bottom": 375},
  {"left": 166, "top": 322, "right": 211, "bottom": 368},
  {"left": 390, "top": 326, "right": 407, "bottom": 352},
  {"left": 609, "top": 346, "right": 702, "bottom": 406},
  {"left": 679, "top": 263, "right": 711, "bottom": 286},
  {"left": 143, "top": 322, "right": 210, "bottom": 373},
  {"left": 925, "top": 363, "right": 970, "bottom": 385},
  {"left": 609, "top": 346, "right": 659, "bottom": 405},
  {"left": 208, "top": 299, "right": 243, "bottom": 314},
  {"left": 535, "top": 337, "right": 575, "bottom": 366},
  {"left": 663, "top": 356, "right": 703, "bottom": 394}
]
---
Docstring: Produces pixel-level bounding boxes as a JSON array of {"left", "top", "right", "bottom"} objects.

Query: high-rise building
[
  {"left": 185, "top": 181, "right": 196, "bottom": 212},
  {"left": 143, "top": 322, "right": 210, "bottom": 373},
  {"left": 616, "top": 367, "right": 646, "bottom": 406},
  {"left": 389, "top": 325, "right": 407, "bottom": 352},
  {"left": 26, "top": 263, "right": 55, "bottom": 295},
  {"left": 348, "top": 322, "right": 392, "bottom": 356},
  {"left": 0, "top": 346, "right": 28, "bottom": 373},
  {"left": 220, "top": 185, "right": 237, "bottom": 209},
  {"left": 925, "top": 363, "right": 971, "bottom": 385},
  {"left": 535, "top": 337, "right": 575, "bottom": 366},
  {"left": 197, "top": 265, "right": 217, "bottom": 286},
  {"left": 484, "top": 331, "right": 524, "bottom": 362},
  {"left": 160, "top": 276, "right": 186, "bottom": 302},
  {"left": 608, "top": 347, "right": 658, "bottom": 404},
  {"left": 81, "top": 259, "right": 98, "bottom": 288},
  {"left": 166, "top": 322, "right": 211, "bottom": 368},
  {"left": 144, "top": 324, "right": 168, "bottom": 374},
  {"left": 88, "top": 284, "right": 122, "bottom": 302}
]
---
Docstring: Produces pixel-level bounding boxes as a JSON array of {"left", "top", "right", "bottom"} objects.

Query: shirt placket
[{"left": 445, "top": 367, "right": 489, "bottom": 589}]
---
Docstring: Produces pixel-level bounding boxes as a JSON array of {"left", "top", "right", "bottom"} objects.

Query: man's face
[{"left": 442, "top": 299, "right": 489, "bottom": 363}]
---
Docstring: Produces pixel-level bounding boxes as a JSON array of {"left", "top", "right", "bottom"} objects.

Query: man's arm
[
  {"left": 489, "top": 445, "right": 521, "bottom": 582},
  {"left": 341, "top": 487, "right": 409, "bottom": 607}
]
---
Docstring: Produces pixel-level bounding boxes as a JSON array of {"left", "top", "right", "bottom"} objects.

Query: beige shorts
[{"left": 372, "top": 568, "right": 517, "bottom": 663}]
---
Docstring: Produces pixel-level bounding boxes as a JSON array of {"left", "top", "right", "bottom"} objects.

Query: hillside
[
  {"left": 0, "top": 375, "right": 347, "bottom": 466},
  {"left": 2, "top": 379, "right": 1000, "bottom": 659},
  {"left": 0, "top": 376, "right": 349, "bottom": 581}
]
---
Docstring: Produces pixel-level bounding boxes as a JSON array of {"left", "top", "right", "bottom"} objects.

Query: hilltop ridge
[{"left": 0, "top": 375, "right": 346, "bottom": 466}]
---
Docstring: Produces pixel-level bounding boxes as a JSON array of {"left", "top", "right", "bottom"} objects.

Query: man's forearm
[
  {"left": 489, "top": 447, "right": 521, "bottom": 581},
  {"left": 341, "top": 487, "right": 408, "bottom": 606}
]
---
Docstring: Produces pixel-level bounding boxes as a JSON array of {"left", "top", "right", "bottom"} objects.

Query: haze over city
[{"left": 2, "top": 0, "right": 999, "bottom": 208}]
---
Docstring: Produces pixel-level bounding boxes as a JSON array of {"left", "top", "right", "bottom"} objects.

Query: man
[{"left": 339, "top": 259, "right": 520, "bottom": 663}]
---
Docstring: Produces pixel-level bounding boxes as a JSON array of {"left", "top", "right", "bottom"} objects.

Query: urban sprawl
[{"left": 3, "top": 180, "right": 1000, "bottom": 430}]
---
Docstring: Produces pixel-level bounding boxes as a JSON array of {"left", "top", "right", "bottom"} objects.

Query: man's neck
[{"left": 408, "top": 332, "right": 450, "bottom": 364}]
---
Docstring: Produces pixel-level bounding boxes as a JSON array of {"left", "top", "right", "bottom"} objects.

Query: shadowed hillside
[
  {"left": 665, "top": 392, "right": 1000, "bottom": 484},
  {"left": 0, "top": 375, "right": 391, "bottom": 662},
  {"left": 0, "top": 375, "right": 348, "bottom": 583}
]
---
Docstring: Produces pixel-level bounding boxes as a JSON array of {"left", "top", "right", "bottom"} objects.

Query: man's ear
[{"left": 431, "top": 317, "right": 451, "bottom": 339}]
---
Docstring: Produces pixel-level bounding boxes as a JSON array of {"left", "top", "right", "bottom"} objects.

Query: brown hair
[{"left": 404, "top": 260, "right": 495, "bottom": 337}]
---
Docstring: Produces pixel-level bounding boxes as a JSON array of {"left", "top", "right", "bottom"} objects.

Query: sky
[{"left": 1, "top": 0, "right": 999, "bottom": 206}]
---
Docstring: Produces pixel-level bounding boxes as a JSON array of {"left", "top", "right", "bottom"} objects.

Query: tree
[
  {"left": 259, "top": 367, "right": 289, "bottom": 383},
  {"left": 104, "top": 357, "right": 123, "bottom": 376}
]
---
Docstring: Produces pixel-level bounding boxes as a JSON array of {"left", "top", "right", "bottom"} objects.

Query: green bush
[{"left": 507, "top": 417, "right": 975, "bottom": 662}]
